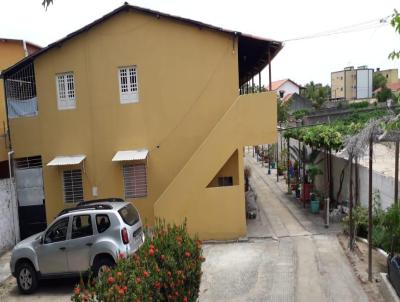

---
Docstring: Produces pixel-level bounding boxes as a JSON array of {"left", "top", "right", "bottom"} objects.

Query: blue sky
[{"left": 1, "top": 0, "right": 399, "bottom": 86}]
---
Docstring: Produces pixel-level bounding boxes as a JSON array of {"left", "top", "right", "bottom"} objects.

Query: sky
[{"left": 0, "top": 0, "right": 399, "bottom": 86}]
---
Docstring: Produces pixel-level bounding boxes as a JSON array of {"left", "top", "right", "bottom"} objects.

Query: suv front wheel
[{"left": 16, "top": 262, "right": 38, "bottom": 294}]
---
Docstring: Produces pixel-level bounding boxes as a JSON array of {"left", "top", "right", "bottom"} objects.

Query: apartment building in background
[
  {"left": 2, "top": 4, "right": 282, "bottom": 240},
  {"left": 331, "top": 66, "right": 373, "bottom": 100},
  {"left": 375, "top": 68, "right": 399, "bottom": 85}
]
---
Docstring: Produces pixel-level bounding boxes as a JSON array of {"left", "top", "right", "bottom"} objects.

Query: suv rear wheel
[
  {"left": 16, "top": 262, "right": 38, "bottom": 294},
  {"left": 92, "top": 256, "right": 115, "bottom": 278}
]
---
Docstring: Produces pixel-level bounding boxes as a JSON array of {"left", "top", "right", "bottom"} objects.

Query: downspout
[
  {"left": 8, "top": 150, "right": 19, "bottom": 245},
  {"left": 22, "top": 40, "right": 28, "bottom": 57}
]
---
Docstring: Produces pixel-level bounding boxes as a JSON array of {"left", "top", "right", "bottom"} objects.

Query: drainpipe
[
  {"left": 8, "top": 150, "right": 19, "bottom": 245},
  {"left": 22, "top": 40, "right": 28, "bottom": 57}
]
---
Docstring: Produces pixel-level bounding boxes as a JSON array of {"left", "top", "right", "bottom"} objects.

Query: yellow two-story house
[{"left": 2, "top": 4, "right": 281, "bottom": 240}]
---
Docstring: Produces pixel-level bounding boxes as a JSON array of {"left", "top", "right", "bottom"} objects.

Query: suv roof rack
[
  {"left": 77, "top": 198, "right": 124, "bottom": 207},
  {"left": 57, "top": 204, "right": 113, "bottom": 217}
]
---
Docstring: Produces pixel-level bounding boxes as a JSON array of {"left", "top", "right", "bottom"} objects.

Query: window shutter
[
  {"left": 56, "top": 72, "right": 76, "bottom": 110},
  {"left": 63, "top": 169, "right": 83, "bottom": 203},
  {"left": 119, "top": 66, "right": 139, "bottom": 104},
  {"left": 123, "top": 164, "right": 147, "bottom": 199}
]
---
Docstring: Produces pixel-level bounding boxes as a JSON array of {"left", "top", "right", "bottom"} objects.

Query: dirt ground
[{"left": 338, "top": 234, "right": 387, "bottom": 302}]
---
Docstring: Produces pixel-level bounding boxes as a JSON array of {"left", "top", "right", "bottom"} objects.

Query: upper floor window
[
  {"left": 118, "top": 66, "right": 139, "bottom": 104},
  {"left": 56, "top": 72, "right": 76, "bottom": 110}
]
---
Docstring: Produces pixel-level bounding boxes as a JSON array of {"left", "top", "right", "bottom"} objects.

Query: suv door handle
[
  {"left": 86, "top": 243, "right": 93, "bottom": 247},
  {"left": 59, "top": 247, "right": 66, "bottom": 251}
]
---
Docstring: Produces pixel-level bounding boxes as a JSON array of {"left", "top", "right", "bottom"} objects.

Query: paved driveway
[{"left": 198, "top": 154, "right": 369, "bottom": 302}]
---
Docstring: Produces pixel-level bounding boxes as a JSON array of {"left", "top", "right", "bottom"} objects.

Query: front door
[
  {"left": 66, "top": 214, "right": 94, "bottom": 272},
  {"left": 37, "top": 217, "right": 69, "bottom": 274},
  {"left": 15, "top": 156, "right": 47, "bottom": 239}
]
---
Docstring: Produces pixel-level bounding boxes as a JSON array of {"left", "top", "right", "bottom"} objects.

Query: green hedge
[{"left": 71, "top": 220, "right": 204, "bottom": 302}]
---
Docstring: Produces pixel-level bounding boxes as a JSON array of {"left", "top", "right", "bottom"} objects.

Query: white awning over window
[
  {"left": 112, "top": 149, "right": 148, "bottom": 162},
  {"left": 47, "top": 155, "right": 86, "bottom": 166}
]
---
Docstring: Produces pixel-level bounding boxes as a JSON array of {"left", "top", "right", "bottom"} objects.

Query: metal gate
[{"left": 15, "top": 156, "right": 47, "bottom": 239}]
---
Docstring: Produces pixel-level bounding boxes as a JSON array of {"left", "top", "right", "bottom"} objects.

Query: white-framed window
[
  {"left": 118, "top": 66, "right": 139, "bottom": 104},
  {"left": 123, "top": 164, "right": 147, "bottom": 199},
  {"left": 56, "top": 72, "right": 76, "bottom": 110},
  {"left": 63, "top": 169, "right": 83, "bottom": 203}
]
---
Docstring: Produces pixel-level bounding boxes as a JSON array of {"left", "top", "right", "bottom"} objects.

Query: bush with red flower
[{"left": 71, "top": 219, "right": 204, "bottom": 302}]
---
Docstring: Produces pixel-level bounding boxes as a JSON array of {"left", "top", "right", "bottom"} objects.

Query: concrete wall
[
  {"left": 0, "top": 178, "right": 19, "bottom": 254},
  {"left": 314, "top": 154, "right": 397, "bottom": 210}
]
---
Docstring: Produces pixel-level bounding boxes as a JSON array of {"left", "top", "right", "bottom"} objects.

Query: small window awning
[
  {"left": 112, "top": 149, "right": 148, "bottom": 162},
  {"left": 47, "top": 155, "right": 86, "bottom": 166}
]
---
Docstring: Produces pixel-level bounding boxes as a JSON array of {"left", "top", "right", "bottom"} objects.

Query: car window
[
  {"left": 44, "top": 217, "right": 69, "bottom": 244},
  {"left": 96, "top": 214, "right": 111, "bottom": 233},
  {"left": 118, "top": 204, "right": 139, "bottom": 226},
  {"left": 72, "top": 215, "right": 93, "bottom": 239}
]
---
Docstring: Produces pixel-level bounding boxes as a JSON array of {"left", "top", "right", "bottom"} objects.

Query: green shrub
[
  {"left": 292, "top": 109, "right": 310, "bottom": 120},
  {"left": 348, "top": 101, "right": 369, "bottom": 109},
  {"left": 71, "top": 220, "right": 204, "bottom": 302}
]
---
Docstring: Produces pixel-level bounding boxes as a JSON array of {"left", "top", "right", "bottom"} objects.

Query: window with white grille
[
  {"left": 123, "top": 164, "right": 147, "bottom": 199},
  {"left": 63, "top": 169, "right": 83, "bottom": 203},
  {"left": 118, "top": 66, "right": 139, "bottom": 104},
  {"left": 56, "top": 72, "right": 76, "bottom": 110}
]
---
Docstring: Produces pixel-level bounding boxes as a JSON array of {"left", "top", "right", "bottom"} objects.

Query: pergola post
[
  {"left": 349, "top": 155, "right": 354, "bottom": 251},
  {"left": 368, "top": 136, "right": 373, "bottom": 282},
  {"left": 287, "top": 137, "right": 291, "bottom": 193},
  {"left": 395, "top": 141, "right": 399, "bottom": 204}
]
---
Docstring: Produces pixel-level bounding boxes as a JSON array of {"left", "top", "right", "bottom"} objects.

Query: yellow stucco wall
[
  {"left": 10, "top": 11, "right": 238, "bottom": 223},
  {"left": 208, "top": 150, "right": 239, "bottom": 187},
  {"left": 0, "top": 40, "right": 26, "bottom": 161},
  {"left": 154, "top": 92, "right": 277, "bottom": 239}
]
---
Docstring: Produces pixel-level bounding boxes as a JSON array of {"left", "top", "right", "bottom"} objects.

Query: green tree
[
  {"left": 301, "top": 81, "right": 331, "bottom": 109},
  {"left": 377, "top": 87, "right": 394, "bottom": 103},
  {"left": 277, "top": 99, "right": 288, "bottom": 122},
  {"left": 389, "top": 9, "right": 400, "bottom": 59},
  {"left": 373, "top": 73, "right": 387, "bottom": 91},
  {"left": 42, "top": 0, "right": 53, "bottom": 9}
]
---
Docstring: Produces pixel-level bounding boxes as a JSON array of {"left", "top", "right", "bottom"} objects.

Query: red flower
[
  {"left": 118, "top": 252, "right": 125, "bottom": 259},
  {"left": 149, "top": 244, "right": 155, "bottom": 249},
  {"left": 154, "top": 281, "right": 161, "bottom": 289},
  {"left": 167, "top": 271, "right": 172, "bottom": 277},
  {"left": 74, "top": 286, "right": 80, "bottom": 296},
  {"left": 185, "top": 251, "right": 191, "bottom": 258},
  {"left": 183, "top": 296, "right": 188, "bottom": 302},
  {"left": 118, "top": 288, "right": 125, "bottom": 295},
  {"left": 149, "top": 248, "right": 155, "bottom": 256},
  {"left": 116, "top": 271, "right": 123, "bottom": 278},
  {"left": 143, "top": 271, "right": 150, "bottom": 278},
  {"left": 108, "top": 276, "right": 115, "bottom": 285},
  {"left": 136, "top": 277, "right": 141, "bottom": 284}
]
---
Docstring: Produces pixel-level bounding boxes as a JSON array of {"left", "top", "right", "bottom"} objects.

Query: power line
[{"left": 283, "top": 15, "right": 391, "bottom": 42}]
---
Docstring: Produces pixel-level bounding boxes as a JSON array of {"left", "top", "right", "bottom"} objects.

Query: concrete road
[{"left": 199, "top": 154, "right": 369, "bottom": 302}]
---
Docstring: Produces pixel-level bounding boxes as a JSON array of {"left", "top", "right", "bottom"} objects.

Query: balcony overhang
[{"left": 238, "top": 35, "right": 283, "bottom": 86}]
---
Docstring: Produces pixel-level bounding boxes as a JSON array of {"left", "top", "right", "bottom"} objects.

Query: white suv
[{"left": 10, "top": 198, "right": 145, "bottom": 294}]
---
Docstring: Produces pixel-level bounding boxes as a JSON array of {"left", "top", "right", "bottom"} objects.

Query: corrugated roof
[
  {"left": 47, "top": 155, "right": 86, "bottom": 166},
  {"left": 1, "top": 3, "right": 282, "bottom": 85},
  {"left": 112, "top": 149, "right": 149, "bottom": 161}
]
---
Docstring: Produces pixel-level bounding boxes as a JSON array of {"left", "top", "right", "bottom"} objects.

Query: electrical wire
[{"left": 283, "top": 15, "right": 391, "bottom": 42}]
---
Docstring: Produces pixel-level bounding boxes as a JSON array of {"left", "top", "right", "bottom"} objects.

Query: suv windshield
[{"left": 118, "top": 204, "right": 139, "bottom": 226}]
